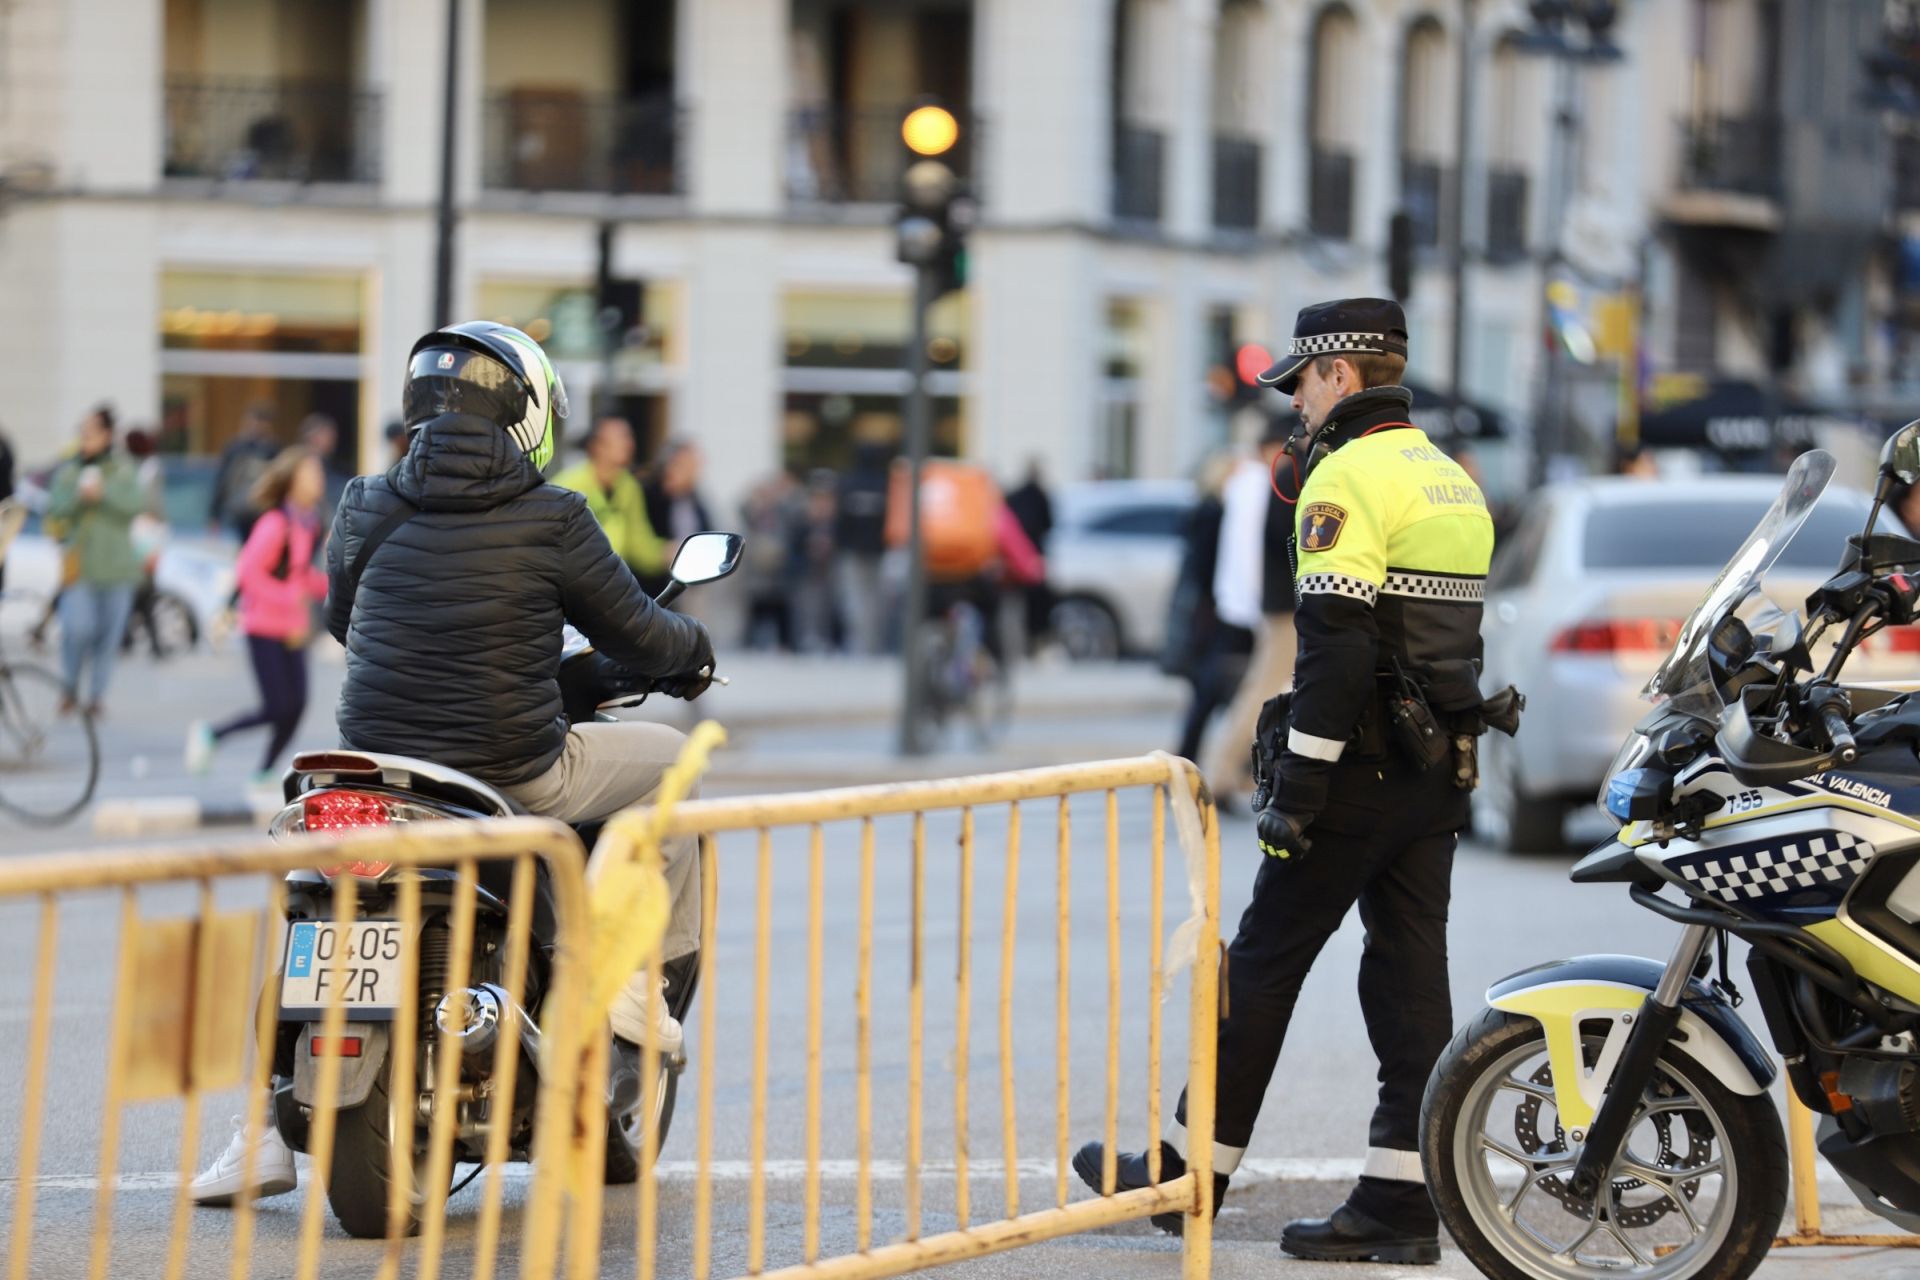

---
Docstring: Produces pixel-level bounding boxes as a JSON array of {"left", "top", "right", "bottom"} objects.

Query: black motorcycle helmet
[{"left": 402, "top": 321, "right": 568, "bottom": 470}]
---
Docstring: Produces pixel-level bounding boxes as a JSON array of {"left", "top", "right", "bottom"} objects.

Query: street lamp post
[{"left": 894, "top": 107, "right": 969, "bottom": 757}]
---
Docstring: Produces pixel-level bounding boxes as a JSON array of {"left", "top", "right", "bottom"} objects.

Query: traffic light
[
  {"left": 896, "top": 106, "right": 971, "bottom": 301},
  {"left": 1387, "top": 210, "right": 1415, "bottom": 303}
]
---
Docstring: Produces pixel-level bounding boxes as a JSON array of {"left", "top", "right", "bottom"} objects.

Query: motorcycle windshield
[{"left": 1639, "top": 449, "right": 1836, "bottom": 722}]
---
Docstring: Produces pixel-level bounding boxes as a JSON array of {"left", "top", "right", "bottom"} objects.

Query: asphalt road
[{"left": 0, "top": 642, "right": 1904, "bottom": 1277}]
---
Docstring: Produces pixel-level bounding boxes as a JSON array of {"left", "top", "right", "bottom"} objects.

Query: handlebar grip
[{"left": 1820, "top": 704, "right": 1858, "bottom": 765}]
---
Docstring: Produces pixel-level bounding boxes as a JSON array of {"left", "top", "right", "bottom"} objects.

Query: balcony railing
[
  {"left": 1678, "top": 113, "right": 1783, "bottom": 200},
  {"left": 1400, "top": 156, "right": 1449, "bottom": 247},
  {"left": 1212, "top": 134, "right": 1261, "bottom": 232},
  {"left": 1112, "top": 123, "right": 1165, "bottom": 224},
  {"left": 483, "top": 92, "right": 681, "bottom": 195},
  {"left": 163, "top": 77, "right": 381, "bottom": 184},
  {"left": 1309, "top": 145, "right": 1354, "bottom": 240},
  {"left": 786, "top": 106, "right": 977, "bottom": 205},
  {"left": 1486, "top": 166, "right": 1530, "bottom": 263}
]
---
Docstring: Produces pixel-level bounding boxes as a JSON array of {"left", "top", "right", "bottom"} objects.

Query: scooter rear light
[
  {"left": 310, "top": 1036, "right": 364, "bottom": 1058},
  {"left": 305, "top": 790, "right": 393, "bottom": 831}
]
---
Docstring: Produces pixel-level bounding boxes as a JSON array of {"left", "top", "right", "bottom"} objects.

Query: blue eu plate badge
[{"left": 286, "top": 922, "right": 317, "bottom": 979}]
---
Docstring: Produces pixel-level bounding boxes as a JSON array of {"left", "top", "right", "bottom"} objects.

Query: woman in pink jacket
[{"left": 186, "top": 447, "right": 330, "bottom": 783}]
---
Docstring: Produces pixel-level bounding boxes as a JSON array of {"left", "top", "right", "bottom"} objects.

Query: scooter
[{"left": 263, "top": 531, "right": 742, "bottom": 1238}]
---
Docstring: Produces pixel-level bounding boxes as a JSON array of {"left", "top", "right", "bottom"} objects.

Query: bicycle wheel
[{"left": 0, "top": 663, "right": 100, "bottom": 824}]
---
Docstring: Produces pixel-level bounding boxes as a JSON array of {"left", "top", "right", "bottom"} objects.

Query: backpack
[{"left": 885, "top": 460, "right": 1001, "bottom": 581}]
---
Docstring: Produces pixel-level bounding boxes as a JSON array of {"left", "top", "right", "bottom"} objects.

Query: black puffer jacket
[{"left": 326, "top": 413, "right": 712, "bottom": 786}]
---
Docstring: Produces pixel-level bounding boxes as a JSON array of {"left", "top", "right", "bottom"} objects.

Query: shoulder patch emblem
[{"left": 1300, "top": 502, "right": 1348, "bottom": 552}]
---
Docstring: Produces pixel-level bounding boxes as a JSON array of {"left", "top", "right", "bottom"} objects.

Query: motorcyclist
[{"left": 191, "top": 321, "right": 714, "bottom": 1205}]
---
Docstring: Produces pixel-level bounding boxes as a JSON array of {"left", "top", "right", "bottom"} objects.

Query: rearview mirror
[
  {"left": 1882, "top": 420, "right": 1920, "bottom": 487},
  {"left": 670, "top": 532, "right": 744, "bottom": 586}
]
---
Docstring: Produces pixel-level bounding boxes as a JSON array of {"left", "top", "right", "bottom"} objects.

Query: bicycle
[
  {"left": 0, "top": 503, "right": 100, "bottom": 825},
  {"left": 916, "top": 595, "right": 1012, "bottom": 749}
]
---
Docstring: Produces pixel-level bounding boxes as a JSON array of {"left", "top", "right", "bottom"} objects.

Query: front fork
[{"left": 1565, "top": 923, "right": 1714, "bottom": 1200}]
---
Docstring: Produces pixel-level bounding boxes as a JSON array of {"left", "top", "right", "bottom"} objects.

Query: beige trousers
[
  {"left": 502, "top": 720, "right": 701, "bottom": 962},
  {"left": 1201, "top": 613, "right": 1298, "bottom": 801}
]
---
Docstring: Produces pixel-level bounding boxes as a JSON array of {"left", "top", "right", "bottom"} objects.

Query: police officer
[{"left": 1074, "top": 299, "right": 1495, "bottom": 1266}]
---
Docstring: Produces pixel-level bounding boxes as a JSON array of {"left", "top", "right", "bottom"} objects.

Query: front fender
[{"left": 1487, "top": 954, "right": 1775, "bottom": 1133}]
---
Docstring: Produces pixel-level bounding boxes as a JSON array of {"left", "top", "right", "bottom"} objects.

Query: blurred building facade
[{"left": 0, "top": 0, "right": 1910, "bottom": 502}]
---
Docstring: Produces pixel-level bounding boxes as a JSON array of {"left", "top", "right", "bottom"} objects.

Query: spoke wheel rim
[{"left": 1452, "top": 1035, "right": 1738, "bottom": 1280}]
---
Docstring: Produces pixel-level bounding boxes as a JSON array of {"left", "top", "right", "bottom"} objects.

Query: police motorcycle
[
  {"left": 262, "top": 531, "right": 742, "bottom": 1239},
  {"left": 1420, "top": 431, "right": 1920, "bottom": 1280}
]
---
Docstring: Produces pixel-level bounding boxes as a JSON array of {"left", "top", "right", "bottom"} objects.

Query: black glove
[
  {"left": 1256, "top": 806, "right": 1313, "bottom": 862},
  {"left": 655, "top": 666, "right": 715, "bottom": 701}
]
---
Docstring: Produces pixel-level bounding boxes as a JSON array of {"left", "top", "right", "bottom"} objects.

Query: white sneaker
[
  {"left": 190, "top": 1115, "right": 298, "bottom": 1206},
  {"left": 184, "top": 721, "right": 215, "bottom": 776},
  {"left": 608, "top": 972, "right": 683, "bottom": 1058}
]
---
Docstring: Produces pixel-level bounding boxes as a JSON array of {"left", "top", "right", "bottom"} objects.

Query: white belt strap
[
  {"left": 1288, "top": 727, "right": 1347, "bottom": 763},
  {"left": 1363, "top": 1146, "right": 1425, "bottom": 1183}
]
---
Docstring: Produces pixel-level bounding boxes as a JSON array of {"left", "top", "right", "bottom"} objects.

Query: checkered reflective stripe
[
  {"left": 1673, "top": 832, "right": 1874, "bottom": 904},
  {"left": 1381, "top": 571, "right": 1485, "bottom": 602},
  {"left": 1287, "top": 331, "right": 1401, "bottom": 357},
  {"left": 1298, "top": 572, "right": 1379, "bottom": 605}
]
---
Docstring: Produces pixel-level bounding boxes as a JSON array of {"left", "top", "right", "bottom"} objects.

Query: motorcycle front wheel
[{"left": 1421, "top": 1006, "right": 1786, "bottom": 1280}]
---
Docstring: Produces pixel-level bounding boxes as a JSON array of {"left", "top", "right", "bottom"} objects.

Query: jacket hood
[{"left": 390, "top": 412, "right": 547, "bottom": 512}]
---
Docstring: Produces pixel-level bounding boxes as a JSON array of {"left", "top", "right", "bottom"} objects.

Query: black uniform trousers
[{"left": 1176, "top": 756, "right": 1462, "bottom": 1233}]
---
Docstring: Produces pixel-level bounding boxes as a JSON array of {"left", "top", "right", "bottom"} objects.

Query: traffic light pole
[{"left": 898, "top": 263, "right": 937, "bottom": 756}]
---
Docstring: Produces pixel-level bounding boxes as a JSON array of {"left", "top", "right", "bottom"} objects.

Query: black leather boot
[
  {"left": 1071, "top": 1140, "right": 1229, "bottom": 1236},
  {"left": 1280, "top": 1203, "right": 1441, "bottom": 1265}
]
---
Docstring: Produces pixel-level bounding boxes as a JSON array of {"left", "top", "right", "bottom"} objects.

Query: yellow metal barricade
[
  {"left": 589, "top": 748, "right": 1224, "bottom": 1280},
  {"left": 0, "top": 817, "right": 598, "bottom": 1280},
  {"left": 1775, "top": 1091, "right": 1920, "bottom": 1248}
]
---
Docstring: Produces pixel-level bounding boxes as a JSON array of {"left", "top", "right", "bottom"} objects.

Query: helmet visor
[{"left": 403, "top": 347, "right": 527, "bottom": 427}]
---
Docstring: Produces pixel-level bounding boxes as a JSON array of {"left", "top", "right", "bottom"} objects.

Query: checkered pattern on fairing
[{"left": 1673, "top": 832, "right": 1874, "bottom": 904}]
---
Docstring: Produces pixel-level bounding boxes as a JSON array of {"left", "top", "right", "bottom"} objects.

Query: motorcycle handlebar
[{"left": 1819, "top": 703, "right": 1858, "bottom": 765}]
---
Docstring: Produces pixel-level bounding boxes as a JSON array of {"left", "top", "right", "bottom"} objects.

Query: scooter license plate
[{"left": 279, "top": 921, "right": 407, "bottom": 1018}]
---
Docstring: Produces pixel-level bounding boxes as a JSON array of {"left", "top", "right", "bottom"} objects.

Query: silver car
[
  {"left": 1045, "top": 480, "right": 1194, "bottom": 661},
  {"left": 1477, "top": 475, "right": 1920, "bottom": 852}
]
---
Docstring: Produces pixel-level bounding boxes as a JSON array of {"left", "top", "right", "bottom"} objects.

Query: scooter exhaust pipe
[{"left": 433, "top": 984, "right": 541, "bottom": 1061}]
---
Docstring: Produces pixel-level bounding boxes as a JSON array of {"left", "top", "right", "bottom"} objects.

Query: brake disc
[{"left": 1511, "top": 1065, "right": 1713, "bottom": 1227}]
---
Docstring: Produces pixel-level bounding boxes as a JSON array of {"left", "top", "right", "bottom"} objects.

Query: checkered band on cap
[
  {"left": 1287, "top": 331, "right": 1406, "bottom": 358},
  {"left": 1382, "top": 571, "right": 1486, "bottom": 603},
  {"left": 1298, "top": 572, "right": 1379, "bottom": 605},
  {"left": 1673, "top": 832, "right": 1873, "bottom": 905}
]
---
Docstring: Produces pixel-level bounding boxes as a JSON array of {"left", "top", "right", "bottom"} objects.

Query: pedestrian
[
  {"left": 789, "top": 470, "right": 842, "bottom": 652},
  {"left": 552, "top": 416, "right": 668, "bottom": 580},
  {"left": 0, "top": 419, "right": 16, "bottom": 593},
  {"left": 642, "top": 438, "right": 713, "bottom": 594},
  {"left": 1076, "top": 299, "right": 1498, "bottom": 1266},
  {"left": 45, "top": 406, "right": 146, "bottom": 715},
  {"left": 739, "top": 470, "right": 800, "bottom": 650},
  {"left": 384, "top": 419, "right": 409, "bottom": 469},
  {"left": 299, "top": 412, "right": 352, "bottom": 523},
  {"left": 121, "top": 427, "right": 173, "bottom": 658},
  {"left": 185, "top": 447, "right": 331, "bottom": 784},
  {"left": 1200, "top": 418, "right": 1298, "bottom": 808},
  {"left": 1167, "top": 451, "right": 1252, "bottom": 763},
  {"left": 834, "top": 440, "right": 892, "bottom": 654},
  {"left": 209, "top": 404, "right": 279, "bottom": 540},
  {"left": 1005, "top": 459, "right": 1055, "bottom": 653}
]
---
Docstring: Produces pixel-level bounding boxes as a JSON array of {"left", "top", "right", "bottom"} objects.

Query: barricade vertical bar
[
  {"left": 694, "top": 834, "right": 719, "bottom": 1280},
  {"left": 908, "top": 811, "right": 926, "bottom": 1241},
  {"left": 954, "top": 806, "right": 975, "bottom": 1230},
  {"left": 1789, "top": 1093, "right": 1821, "bottom": 1236},
  {"left": 750, "top": 827, "right": 773, "bottom": 1274},
  {"left": 857, "top": 816, "right": 875, "bottom": 1252},
  {"left": 86, "top": 888, "right": 139, "bottom": 1280},
  {"left": 8, "top": 894, "right": 58, "bottom": 1280},
  {"left": 476, "top": 855, "right": 537, "bottom": 1280},
  {"left": 417, "top": 861, "right": 480, "bottom": 1280},
  {"left": 1180, "top": 788, "right": 1222, "bottom": 1280},
  {"left": 805, "top": 823, "right": 825, "bottom": 1263},
  {"left": 377, "top": 872, "right": 424, "bottom": 1280},
  {"left": 1146, "top": 785, "right": 1166, "bottom": 1185},
  {"left": 638, "top": 920, "right": 666, "bottom": 1280},
  {"left": 162, "top": 879, "right": 220, "bottom": 1280},
  {"left": 1055, "top": 795, "right": 1071, "bottom": 1210},
  {"left": 230, "top": 877, "right": 288, "bottom": 1280},
  {"left": 998, "top": 803, "right": 1022, "bottom": 1221},
  {"left": 570, "top": 1029, "right": 611, "bottom": 1280},
  {"left": 295, "top": 875, "right": 362, "bottom": 1280},
  {"left": 466, "top": 859, "right": 526, "bottom": 1280},
  {"left": 1102, "top": 791, "right": 1121, "bottom": 1195}
]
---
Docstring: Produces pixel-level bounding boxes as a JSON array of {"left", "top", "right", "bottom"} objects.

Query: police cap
[{"left": 1257, "top": 298, "right": 1409, "bottom": 395}]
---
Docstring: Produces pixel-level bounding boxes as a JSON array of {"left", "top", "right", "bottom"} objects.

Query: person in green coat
[
  {"left": 46, "top": 407, "right": 146, "bottom": 714},
  {"left": 551, "top": 415, "right": 667, "bottom": 579}
]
